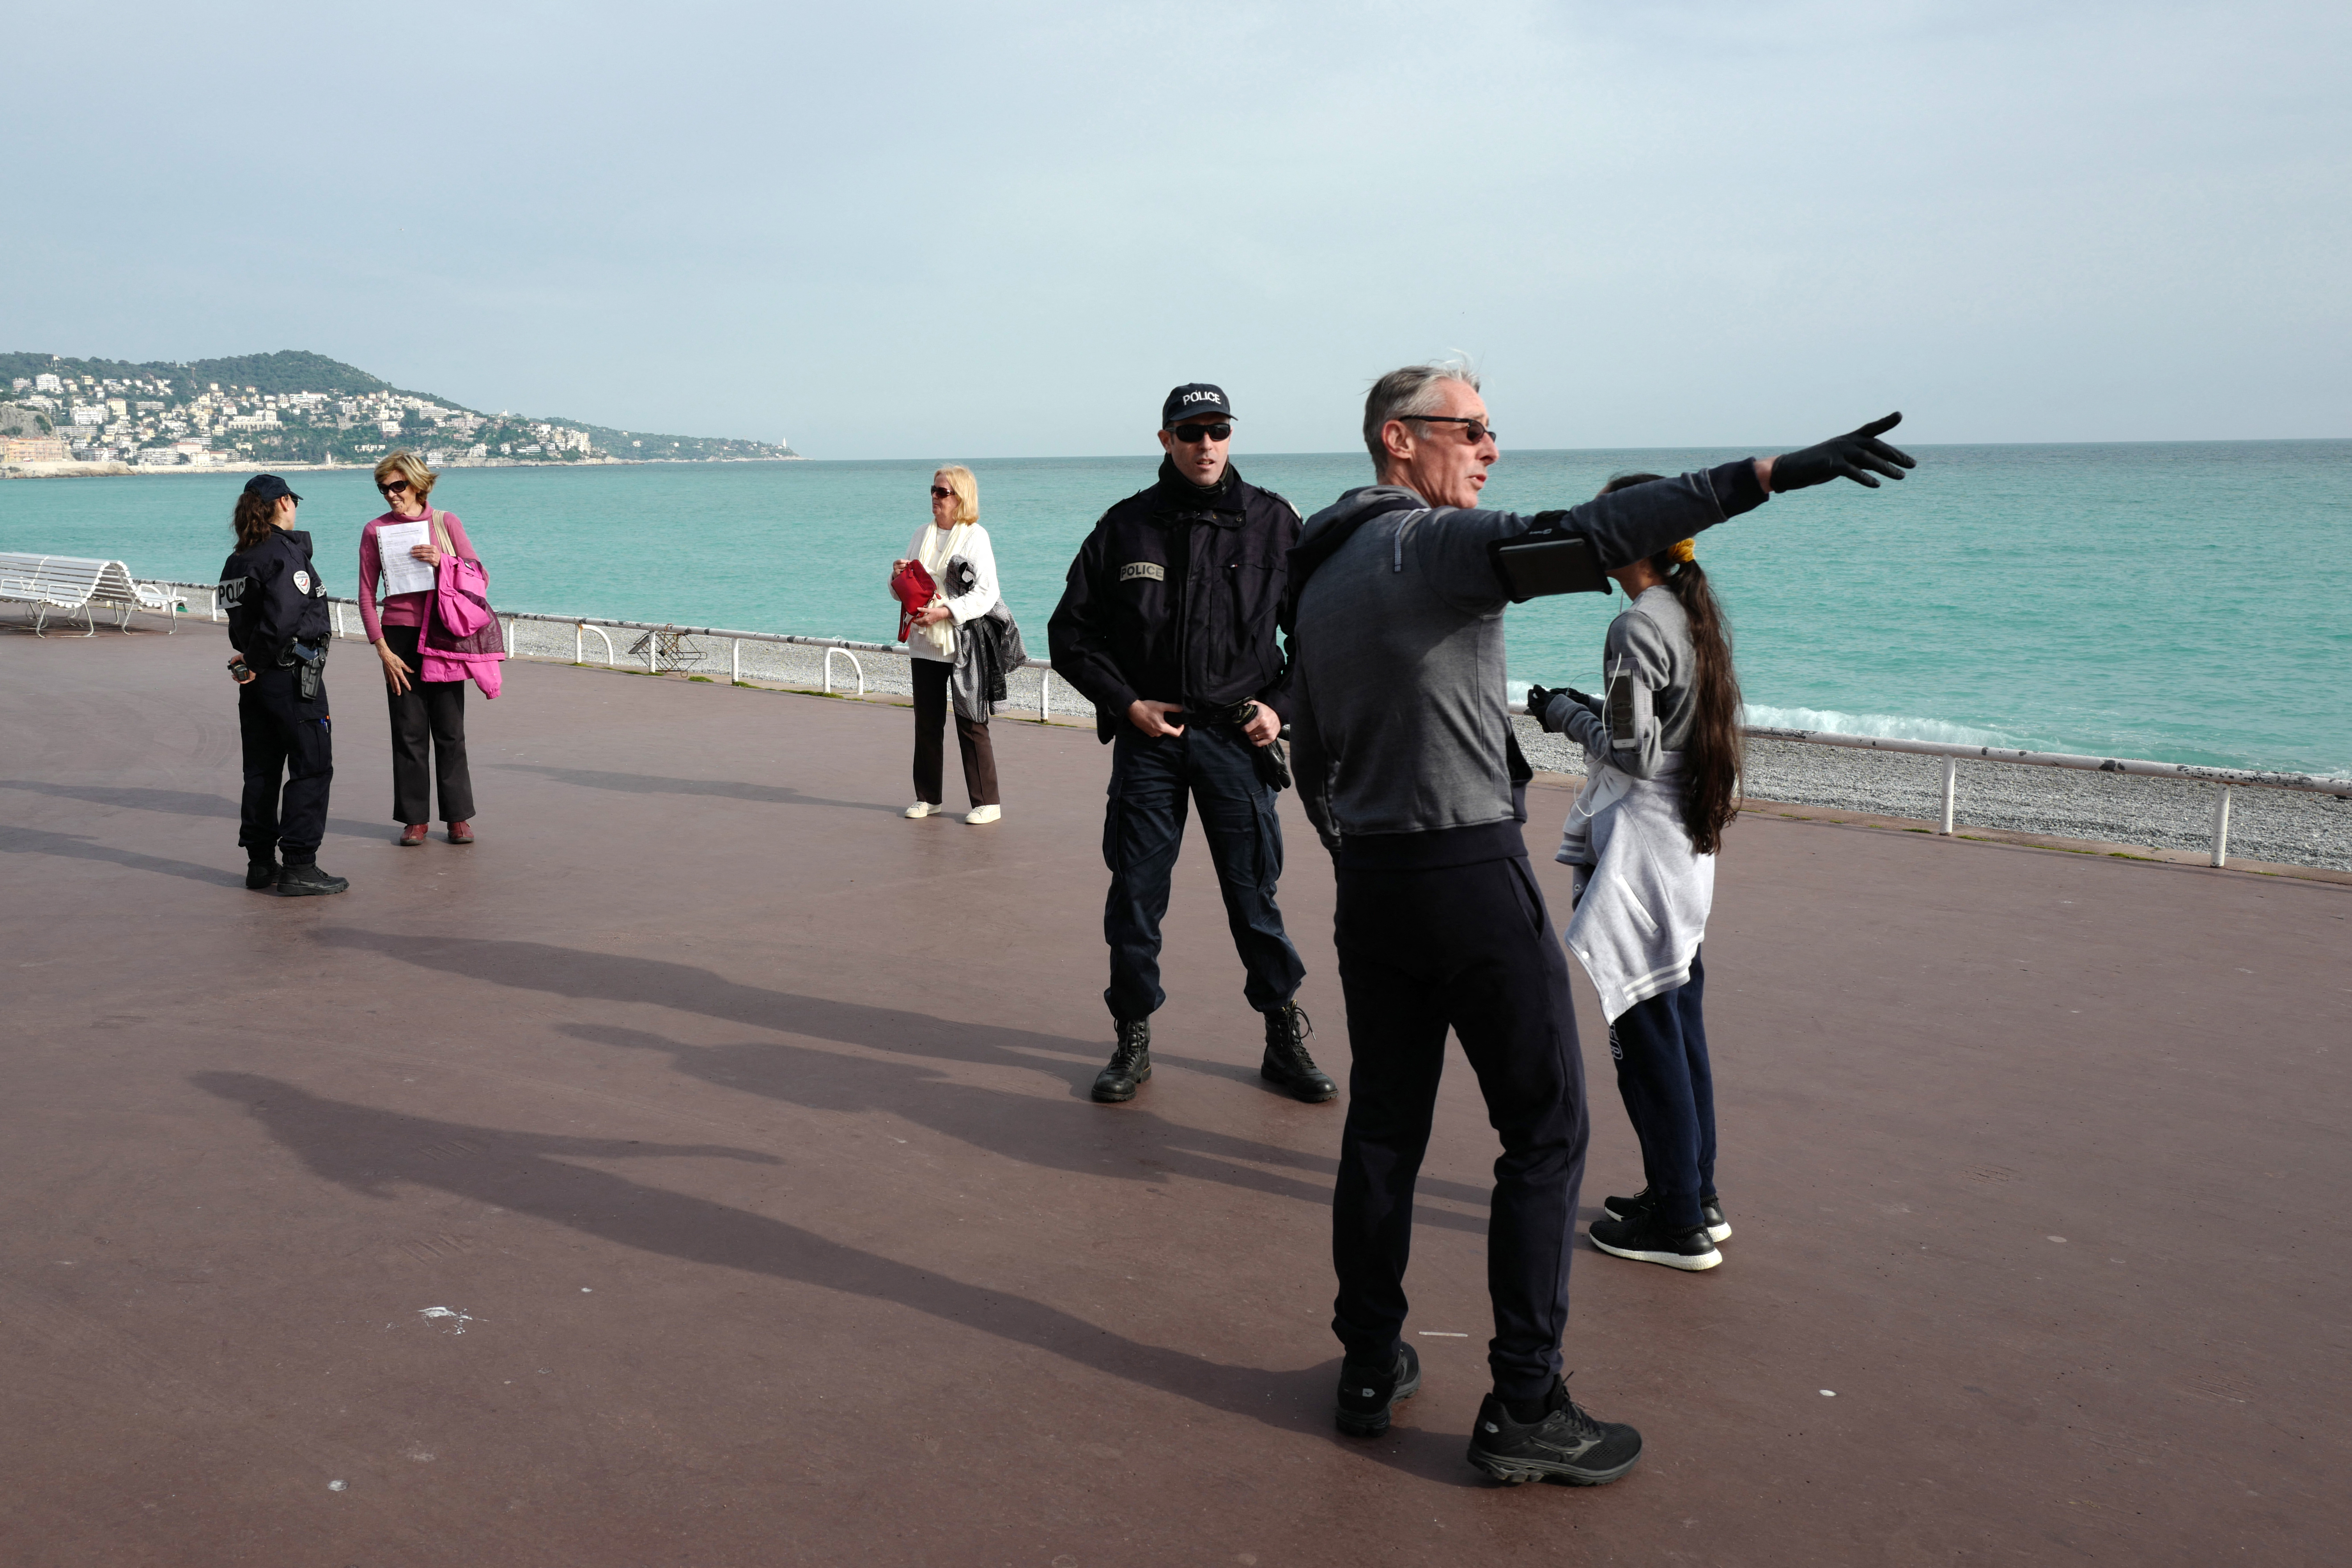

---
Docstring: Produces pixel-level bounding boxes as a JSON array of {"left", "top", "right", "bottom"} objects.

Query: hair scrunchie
[{"left": 1670, "top": 538, "right": 1697, "bottom": 565}]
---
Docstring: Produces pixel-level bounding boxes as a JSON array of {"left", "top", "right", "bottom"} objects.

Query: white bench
[{"left": 0, "top": 553, "right": 188, "bottom": 637}]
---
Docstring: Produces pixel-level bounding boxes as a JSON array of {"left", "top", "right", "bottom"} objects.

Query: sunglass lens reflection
[
  {"left": 931, "top": 487, "right": 952, "bottom": 498},
  {"left": 1172, "top": 423, "right": 1231, "bottom": 444}
]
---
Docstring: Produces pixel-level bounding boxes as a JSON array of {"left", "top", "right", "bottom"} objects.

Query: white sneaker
[
  {"left": 964, "top": 804, "right": 1001, "bottom": 825},
  {"left": 905, "top": 801, "right": 939, "bottom": 819}
]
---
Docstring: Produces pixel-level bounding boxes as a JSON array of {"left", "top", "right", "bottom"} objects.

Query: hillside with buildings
[{"left": 0, "top": 350, "right": 799, "bottom": 474}]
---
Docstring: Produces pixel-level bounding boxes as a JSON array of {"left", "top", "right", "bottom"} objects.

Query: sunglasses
[
  {"left": 1169, "top": 422, "right": 1232, "bottom": 444},
  {"left": 377, "top": 478, "right": 411, "bottom": 494},
  {"left": 930, "top": 486, "right": 954, "bottom": 499},
  {"left": 1410, "top": 415, "right": 1495, "bottom": 445}
]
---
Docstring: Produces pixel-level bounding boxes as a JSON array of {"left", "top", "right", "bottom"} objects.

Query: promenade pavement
[{"left": 3, "top": 624, "right": 2346, "bottom": 1567}]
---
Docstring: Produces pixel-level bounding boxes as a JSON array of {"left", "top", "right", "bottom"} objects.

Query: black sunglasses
[
  {"left": 376, "top": 478, "right": 411, "bottom": 494},
  {"left": 930, "top": 486, "right": 954, "bottom": 499},
  {"left": 1169, "top": 422, "right": 1232, "bottom": 444},
  {"left": 1411, "top": 415, "right": 1495, "bottom": 444}
]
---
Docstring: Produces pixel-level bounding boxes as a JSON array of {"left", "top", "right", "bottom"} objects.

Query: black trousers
[
  {"left": 910, "top": 658, "right": 999, "bottom": 807},
  {"left": 1330, "top": 848, "right": 1588, "bottom": 1405},
  {"left": 237, "top": 666, "right": 334, "bottom": 865},
  {"left": 381, "top": 626, "right": 474, "bottom": 825},
  {"left": 1102, "top": 723, "right": 1304, "bottom": 1023},
  {"left": 1606, "top": 948, "right": 1716, "bottom": 1231}
]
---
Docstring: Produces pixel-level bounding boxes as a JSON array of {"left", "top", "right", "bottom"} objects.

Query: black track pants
[
  {"left": 237, "top": 666, "right": 334, "bottom": 864},
  {"left": 1330, "top": 849, "right": 1588, "bottom": 1405},
  {"left": 1605, "top": 949, "right": 1715, "bottom": 1232}
]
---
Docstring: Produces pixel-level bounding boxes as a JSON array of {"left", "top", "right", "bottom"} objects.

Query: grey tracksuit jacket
[{"left": 1288, "top": 461, "right": 1767, "bottom": 862}]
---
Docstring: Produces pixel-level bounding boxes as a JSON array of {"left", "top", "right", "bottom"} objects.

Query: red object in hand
[{"left": 890, "top": 559, "right": 939, "bottom": 643}]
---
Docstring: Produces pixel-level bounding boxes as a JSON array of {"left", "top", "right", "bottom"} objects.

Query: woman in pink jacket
[{"left": 358, "top": 451, "right": 479, "bottom": 846}]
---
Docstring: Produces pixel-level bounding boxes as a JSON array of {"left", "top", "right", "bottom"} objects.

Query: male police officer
[
  {"left": 1049, "top": 384, "right": 1332, "bottom": 1105},
  {"left": 1289, "top": 363, "right": 1913, "bottom": 1484},
  {"left": 220, "top": 473, "right": 348, "bottom": 896}
]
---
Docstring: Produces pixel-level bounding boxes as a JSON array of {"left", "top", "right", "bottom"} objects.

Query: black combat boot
[
  {"left": 1092, "top": 1019, "right": 1151, "bottom": 1103},
  {"left": 277, "top": 861, "right": 350, "bottom": 897},
  {"left": 245, "top": 856, "right": 280, "bottom": 891},
  {"left": 1261, "top": 1002, "right": 1337, "bottom": 1102}
]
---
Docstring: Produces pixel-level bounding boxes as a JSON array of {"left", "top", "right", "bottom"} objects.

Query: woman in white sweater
[{"left": 895, "top": 465, "right": 1003, "bottom": 824}]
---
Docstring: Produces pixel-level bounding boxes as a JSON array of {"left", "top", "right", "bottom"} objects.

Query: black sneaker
[
  {"left": 1335, "top": 1343, "right": 1421, "bottom": 1438},
  {"left": 1260, "top": 1002, "right": 1337, "bottom": 1102},
  {"left": 1092, "top": 1020, "right": 1151, "bottom": 1102},
  {"left": 1466, "top": 1376, "right": 1642, "bottom": 1486},
  {"left": 1588, "top": 1210, "right": 1721, "bottom": 1270},
  {"left": 276, "top": 862, "right": 351, "bottom": 897},
  {"left": 1604, "top": 1186, "right": 1731, "bottom": 1244},
  {"left": 245, "top": 857, "right": 280, "bottom": 891}
]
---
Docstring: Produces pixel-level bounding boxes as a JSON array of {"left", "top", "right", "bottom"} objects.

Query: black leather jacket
[
  {"left": 1048, "top": 459, "right": 1300, "bottom": 741},
  {"left": 219, "top": 528, "right": 332, "bottom": 666}
]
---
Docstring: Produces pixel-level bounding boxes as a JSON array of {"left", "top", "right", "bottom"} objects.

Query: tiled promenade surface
[{"left": 3, "top": 626, "right": 2345, "bottom": 1567}]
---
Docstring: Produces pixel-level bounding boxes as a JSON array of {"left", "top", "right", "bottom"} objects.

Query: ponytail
[
  {"left": 1658, "top": 554, "right": 1742, "bottom": 855},
  {"left": 231, "top": 492, "right": 278, "bottom": 551}
]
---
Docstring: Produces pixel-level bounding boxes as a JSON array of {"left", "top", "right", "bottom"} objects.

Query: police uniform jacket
[
  {"left": 220, "top": 528, "right": 333, "bottom": 666},
  {"left": 1048, "top": 459, "right": 1300, "bottom": 742}
]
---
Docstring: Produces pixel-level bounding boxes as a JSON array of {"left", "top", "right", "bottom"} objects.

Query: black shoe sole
[
  {"left": 1091, "top": 1066, "right": 1149, "bottom": 1103},
  {"left": 1588, "top": 1231, "right": 1721, "bottom": 1270},
  {"left": 1261, "top": 1064, "right": 1338, "bottom": 1103},
  {"left": 277, "top": 879, "right": 350, "bottom": 897},
  {"left": 1466, "top": 1445, "right": 1642, "bottom": 1486},
  {"left": 1335, "top": 1364, "right": 1422, "bottom": 1438}
]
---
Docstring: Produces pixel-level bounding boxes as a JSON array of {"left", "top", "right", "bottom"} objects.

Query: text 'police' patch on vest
[{"left": 1119, "top": 562, "right": 1166, "bottom": 583}]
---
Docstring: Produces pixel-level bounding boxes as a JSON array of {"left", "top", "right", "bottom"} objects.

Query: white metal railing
[
  {"left": 1736, "top": 723, "right": 2352, "bottom": 868},
  {"left": 153, "top": 581, "right": 2350, "bottom": 868}
]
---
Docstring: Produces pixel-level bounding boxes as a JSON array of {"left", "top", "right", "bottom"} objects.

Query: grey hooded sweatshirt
[{"left": 1289, "top": 460, "right": 1766, "bottom": 866}]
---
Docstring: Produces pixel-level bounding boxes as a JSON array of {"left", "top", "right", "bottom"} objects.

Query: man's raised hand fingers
[
  {"left": 1838, "top": 460, "right": 1882, "bottom": 489},
  {"left": 1854, "top": 412, "right": 1903, "bottom": 439},
  {"left": 1854, "top": 448, "right": 1910, "bottom": 480}
]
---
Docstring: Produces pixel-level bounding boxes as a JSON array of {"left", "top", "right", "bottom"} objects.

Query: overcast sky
[{"left": 8, "top": 1, "right": 2345, "bottom": 457}]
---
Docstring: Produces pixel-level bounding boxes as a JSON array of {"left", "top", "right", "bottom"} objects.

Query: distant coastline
[{"left": 2, "top": 453, "right": 809, "bottom": 480}]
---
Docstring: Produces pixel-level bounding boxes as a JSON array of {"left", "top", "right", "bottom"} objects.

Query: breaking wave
[{"left": 1739, "top": 705, "right": 2024, "bottom": 748}]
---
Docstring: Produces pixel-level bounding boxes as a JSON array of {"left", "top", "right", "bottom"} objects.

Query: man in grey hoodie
[{"left": 1289, "top": 363, "right": 1911, "bottom": 1484}]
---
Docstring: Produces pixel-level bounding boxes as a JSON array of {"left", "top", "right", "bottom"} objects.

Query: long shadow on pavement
[
  {"left": 1, "top": 824, "right": 244, "bottom": 888},
  {"left": 560, "top": 1020, "right": 1488, "bottom": 1237},
  {"left": 189, "top": 1070, "right": 1482, "bottom": 1485},
  {"left": 490, "top": 763, "right": 904, "bottom": 815},
  {"left": 0, "top": 780, "right": 384, "bottom": 841},
  {"left": 309, "top": 927, "right": 1496, "bottom": 1222}
]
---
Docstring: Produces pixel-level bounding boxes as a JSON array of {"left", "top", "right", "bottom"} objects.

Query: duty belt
[{"left": 1185, "top": 700, "right": 1261, "bottom": 727}]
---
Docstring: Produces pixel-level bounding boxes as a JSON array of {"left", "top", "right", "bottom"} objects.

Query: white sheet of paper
[{"left": 376, "top": 521, "right": 435, "bottom": 596}]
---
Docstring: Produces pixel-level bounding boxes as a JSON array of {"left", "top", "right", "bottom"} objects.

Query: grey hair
[{"left": 1363, "top": 360, "right": 1481, "bottom": 470}]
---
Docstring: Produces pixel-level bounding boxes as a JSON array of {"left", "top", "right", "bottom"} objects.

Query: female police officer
[{"left": 220, "top": 474, "right": 349, "bottom": 896}]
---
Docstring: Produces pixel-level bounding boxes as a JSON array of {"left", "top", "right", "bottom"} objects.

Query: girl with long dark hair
[{"left": 1527, "top": 471, "right": 1744, "bottom": 1271}]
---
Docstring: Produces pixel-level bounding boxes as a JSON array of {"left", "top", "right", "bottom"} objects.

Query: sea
[{"left": 5, "top": 441, "right": 2347, "bottom": 779}]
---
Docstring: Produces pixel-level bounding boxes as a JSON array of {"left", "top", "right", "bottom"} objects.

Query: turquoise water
[{"left": 6, "top": 442, "right": 2347, "bottom": 778}]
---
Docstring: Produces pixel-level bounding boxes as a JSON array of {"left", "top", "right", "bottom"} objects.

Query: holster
[{"left": 286, "top": 639, "right": 328, "bottom": 702}]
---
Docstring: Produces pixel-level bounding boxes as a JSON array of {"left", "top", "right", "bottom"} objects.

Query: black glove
[
  {"left": 1771, "top": 412, "right": 1916, "bottom": 491},
  {"left": 1524, "top": 683, "right": 1555, "bottom": 727},
  {"left": 1563, "top": 687, "right": 1602, "bottom": 716}
]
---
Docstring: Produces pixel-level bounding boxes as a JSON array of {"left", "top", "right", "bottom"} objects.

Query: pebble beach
[{"left": 486, "top": 617, "right": 2352, "bottom": 874}]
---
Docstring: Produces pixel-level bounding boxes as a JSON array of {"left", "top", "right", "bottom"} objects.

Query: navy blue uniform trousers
[
  {"left": 237, "top": 666, "right": 334, "bottom": 864},
  {"left": 1101, "top": 722, "right": 1305, "bottom": 1023},
  {"left": 1605, "top": 948, "right": 1716, "bottom": 1232},
  {"left": 1330, "top": 845, "right": 1589, "bottom": 1405}
]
